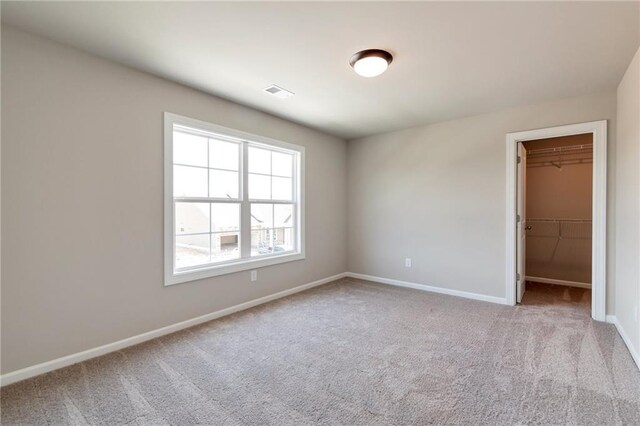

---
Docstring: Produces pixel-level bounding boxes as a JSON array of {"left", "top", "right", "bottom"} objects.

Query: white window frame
[{"left": 164, "top": 112, "right": 305, "bottom": 286}]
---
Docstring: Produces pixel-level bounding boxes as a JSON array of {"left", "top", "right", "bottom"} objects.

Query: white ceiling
[{"left": 2, "top": 1, "right": 639, "bottom": 139}]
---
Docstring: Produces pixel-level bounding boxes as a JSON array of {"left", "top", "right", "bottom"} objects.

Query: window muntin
[{"left": 165, "top": 114, "right": 304, "bottom": 285}]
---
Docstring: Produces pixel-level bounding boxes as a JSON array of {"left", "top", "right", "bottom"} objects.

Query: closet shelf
[
  {"left": 525, "top": 218, "right": 592, "bottom": 240},
  {"left": 526, "top": 144, "right": 592, "bottom": 156},
  {"left": 526, "top": 143, "right": 593, "bottom": 169}
]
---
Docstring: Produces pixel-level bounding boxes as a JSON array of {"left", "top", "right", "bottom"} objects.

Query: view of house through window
[{"left": 167, "top": 115, "right": 303, "bottom": 283}]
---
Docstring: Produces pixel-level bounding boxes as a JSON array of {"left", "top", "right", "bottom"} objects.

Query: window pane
[
  {"left": 249, "top": 174, "right": 271, "bottom": 199},
  {"left": 284, "top": 228, "right": 294, "bottom": 251},
  {"left": 209, "top": 170, "right": 239, "bottom": 199},
  {"left": 175, "top": 202, "right": 209, "bottom": 235},
  {"left": 211, "top": 203, "right": 240, "bottom": 232},
  {"left": 212, "top": 232, "right": 240, "bottom": 261},
  {"left": 174, "top": 165, "right": 208, "bottom": 197},
  {"left": 251, "top": 229, "right": 273, "bottom": 256},
  {"left": 273, "top": 227, "right": 295, "bottom": 252},
  {"left": 251, "top": 228, "right": 292, "bottom": 256},
  {"left": 249, "top": 147, "right": 271, "bottom": 174},
  {"left": 272, "top": 152, "right": 293, "bottom": 177},
  {"left": 173, "top": 131, "right": 207, "bottom": 167},
  {"left": 251, "top": 203, "right": 273, "bottom": 229},
  {"left": 176, "top": 234, "right": 210, "bottom": 268},
  {"left": 272, "top": 177, "right": 292, "bottom": 200},
  {"left": 274, "top": 204, "right": 294, "bottom": 228},
  {"left": 209, "top": 139, "right": 239, "bottom": 171}
]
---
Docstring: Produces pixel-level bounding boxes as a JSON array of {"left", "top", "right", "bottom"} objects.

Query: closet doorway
[
  {"left": 520, "top": 134, "right": 593, "bottom": 309},
  {"left": 505, "top": 121, "right": 607, "bottom": 321}
]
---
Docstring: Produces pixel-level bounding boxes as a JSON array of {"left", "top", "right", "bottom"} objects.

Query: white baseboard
[
  {"left": 7, "top": 271, "right": 629, "bottom": 387},
  {"left": 346, "top": 272, "right": 508, "bottom": 305},
  {"left": 606, "top": 315, "right": 640, "bottom": 370},
  {"left": 0, "top": 273, "right": 347, "bottom": 387},
  {"left": 525, "top": 276, "right": 591, "bottom": 289}
]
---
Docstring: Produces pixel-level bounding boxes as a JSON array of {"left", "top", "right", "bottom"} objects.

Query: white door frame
[{"left": 505, "top": 120, "right": 607, "bottom": 321}]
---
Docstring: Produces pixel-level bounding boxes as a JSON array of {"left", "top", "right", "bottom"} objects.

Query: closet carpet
[{"left": 2, "top": 278, "right": 639, "bottom": 425}]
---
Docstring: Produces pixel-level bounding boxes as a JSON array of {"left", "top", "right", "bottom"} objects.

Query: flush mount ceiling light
[{"left": 349, "top": 49, "right": 393, "bottom": 77}]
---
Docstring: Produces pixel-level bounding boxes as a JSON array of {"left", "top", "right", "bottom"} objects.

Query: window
[{"left": 164, "top": 113, "right": 304, "bottom": 285}]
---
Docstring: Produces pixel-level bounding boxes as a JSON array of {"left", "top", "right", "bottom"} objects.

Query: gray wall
[
  {"left": 347, "top": 92, "right": 617, "bottom": 305},
  {"left": 1, "top": 27, "right": 348, "bottom": 374},
  {"left": 615, "top": 47, "right": 640, "bottom": 357}
]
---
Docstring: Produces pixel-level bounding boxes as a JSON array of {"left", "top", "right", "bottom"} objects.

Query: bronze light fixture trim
[{"left": 349, "top": 49, "right": 393, "bottom": 77}]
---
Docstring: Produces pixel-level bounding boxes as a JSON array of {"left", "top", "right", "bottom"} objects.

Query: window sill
[{"left": 165, "top": 251, "right": 305, "bottom": 286}]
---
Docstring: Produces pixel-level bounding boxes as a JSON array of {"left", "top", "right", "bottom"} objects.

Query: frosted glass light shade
[
  {"left": 350, "top": 49, "right": 393, "bottom": 78},
  {"left": 353, "top": 56, "right": 389, "bottom": 77}
]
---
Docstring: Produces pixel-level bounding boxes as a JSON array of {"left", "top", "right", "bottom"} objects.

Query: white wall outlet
[
  {"left": 405, "top": 258, "right": 412, "bottom": 268},
  {"left": 250, "top": 270, "right": 257, "bottom": 282}
]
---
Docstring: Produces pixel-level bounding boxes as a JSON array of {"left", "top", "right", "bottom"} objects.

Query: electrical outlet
[
  {"left": 405, "top": 258, "right": 412, "bottom": 268},
  {"left": 250, "top": 270, "right": 257, "bottom": 282}
]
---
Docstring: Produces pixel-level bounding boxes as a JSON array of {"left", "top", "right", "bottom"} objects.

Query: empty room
[{"left": 1, "top": 2, "right": 639, "bottom": 425}]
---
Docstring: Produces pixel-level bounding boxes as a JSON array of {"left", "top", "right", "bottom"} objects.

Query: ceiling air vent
[{"left": 263, "top": 84, "right": 294, "bottom": 99}]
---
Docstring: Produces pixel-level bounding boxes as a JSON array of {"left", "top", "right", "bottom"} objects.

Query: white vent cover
[{"left": 263, "top": 84, "right": 294, "bottom": 99}]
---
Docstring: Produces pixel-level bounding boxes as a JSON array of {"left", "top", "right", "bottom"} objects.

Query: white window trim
[{"left": 164, "top": 112, "right": 305, "bottom": 286}]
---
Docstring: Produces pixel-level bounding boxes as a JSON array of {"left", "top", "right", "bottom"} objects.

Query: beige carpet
[{"left": 2, "top": 278, "right": 639, "bottom": 425}]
